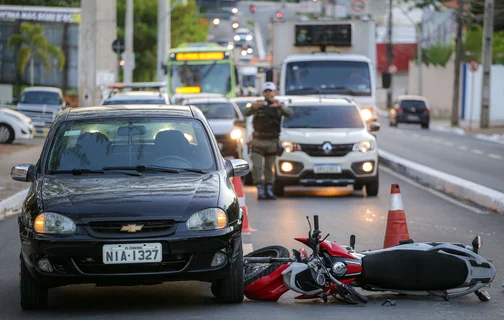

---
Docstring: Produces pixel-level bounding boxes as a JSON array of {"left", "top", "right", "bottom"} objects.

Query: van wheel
[
  {"left": 211, "top": 238, "right": 244, "bottom": 304},
  {"left": 20, "top": 257, "right": 48, "bottom": 310},
  {"left": 0, "top": 124, "right": 14, "bottom": 144}
]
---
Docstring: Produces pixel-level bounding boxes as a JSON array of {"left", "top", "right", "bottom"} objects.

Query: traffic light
[
  {"left": 275, "top": 11, "right": 283, "bottom": 19},
  {"left": 250, "top": 5, "right": 256, "bottom": 13}
]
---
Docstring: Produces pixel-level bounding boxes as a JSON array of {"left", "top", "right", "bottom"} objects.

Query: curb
[
  {"left": 0, "top": 188, "right": 28, "bottom": 219},
  {"left": 378, "top": 149, "right": 504, "bottom": 214}
]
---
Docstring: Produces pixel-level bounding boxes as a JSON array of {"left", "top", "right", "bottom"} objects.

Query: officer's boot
[
  {"left": 257, "top": 184, "right": 266, "bottom": 200},
  {"left": 265, "top": 184, "right": 277, "bottom": 200}
]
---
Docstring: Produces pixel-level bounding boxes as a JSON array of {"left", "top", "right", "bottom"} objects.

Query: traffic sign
[
  {"left": 112, "top": 39, "right": 125, "bottom": 54},
  {"left": 351, "top": 0, "right": 367, "bottom": 15},
  {"left": 469, "top": 61, "right": 479, "bottom": 72}
]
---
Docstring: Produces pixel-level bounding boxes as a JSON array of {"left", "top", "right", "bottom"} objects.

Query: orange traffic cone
[
  {"left": 383, "top": 184, "right": 411, "bottom": 248},
  {"left": 231, "top": 177, "right": 256, "bottom": 234}
]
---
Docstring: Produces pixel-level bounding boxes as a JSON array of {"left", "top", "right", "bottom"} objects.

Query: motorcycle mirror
[
  {"left": 306, "top": 216, "right": 312, "bottom": 238},
  {"left": 350, "top": 235, "right": 356, "bottom": 250},
  {"left": 472, "top": 236, "right": 482, "bottom": 253}
]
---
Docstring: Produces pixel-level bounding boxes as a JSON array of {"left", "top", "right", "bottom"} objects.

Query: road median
[
  {"left": 0, "top": 188, "right": 28, "bottom": 219},
  {"left": 379, "top": 149, "right": 504, "bottom": 214}
]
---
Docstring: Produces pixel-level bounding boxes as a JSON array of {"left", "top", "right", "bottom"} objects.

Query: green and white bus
[{"left": 167, "top": 43, "right": 238, "bottom": 100}]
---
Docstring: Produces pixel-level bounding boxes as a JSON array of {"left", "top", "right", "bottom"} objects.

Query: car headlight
[
  {"left": 246, "top": 35, "right": 253, "bottom": 41},
  {"left": 234, "top": 35, "right": 240, "bottom": 41},
  {"left": 353, "top": 141, "right": 375, "bottom": 153},
  {"left": 34, "top": 212, "right": 76, "bottom": 234},
  {"left": 360, "top": 108, "right": 373, "bottom": 122},
  {"left": 186, "top": 208, "right": 228, "bottom": 231},
  {"left": 281, "top": 141, "right": 301, "bottom": 153},
  {"left": 230, "top": 128, "right": 242, "bottom": 140}
]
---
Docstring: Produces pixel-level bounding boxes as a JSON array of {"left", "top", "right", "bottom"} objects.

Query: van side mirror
[
  {"left": 65, "top": 100, "right": 71, "bottom": 107},
  {"left": 382, "top": 72, "right": 391, "bottom": 89}
]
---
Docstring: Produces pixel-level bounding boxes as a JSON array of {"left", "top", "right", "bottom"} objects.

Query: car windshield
[
  {"left": 170, "top": 63, "right": 231, "bottom": 95},
  {"left": 47, "top": 118, "right": 216, "bottom": 173},
  {"left": 283, "top": 105, "right": 364, "bottom": 129},
  {"left": 400, "top": 100, "right": 427, "bottom": 110},
  {"left": 21, "top": 91, "right": 61, "bottom": 105},
  {"left": 285, "top": 61, "right": 372, "bottom": 96},
  {"left": 190, "top": 102, "right": 237, "bottom": 120},
  {"left": 103, "top": 99, "right": 166, "bottom": 105}
]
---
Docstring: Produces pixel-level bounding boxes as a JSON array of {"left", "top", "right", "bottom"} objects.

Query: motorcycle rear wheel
[{"left": 244, "top": 245, "right": 290, "bottom": 287}]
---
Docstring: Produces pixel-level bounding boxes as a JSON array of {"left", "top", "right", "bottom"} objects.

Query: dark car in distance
[
  {"left": 11, "top": 105, "right": 249, "bottom": 309},
  {"left": 389, "top": 95, "right": 431, "bottom": 129}
]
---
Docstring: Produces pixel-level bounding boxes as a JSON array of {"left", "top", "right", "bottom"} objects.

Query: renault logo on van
[{"left": 322, "top": 142, "right": 333, "bottom": 154}]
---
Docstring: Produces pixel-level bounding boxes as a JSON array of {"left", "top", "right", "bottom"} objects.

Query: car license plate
[
  {"left": 102, "top": 243, "right": 162, "bottom": 265},
  {"left": 314, "top": 164, "right": 342, "bottom": 174},
  {"left": 407, "top": 115, "right": 420, "bottom": 121}
]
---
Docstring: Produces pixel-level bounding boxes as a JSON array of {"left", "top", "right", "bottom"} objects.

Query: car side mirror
[
  {"left": 225, "top": 159, "right": 249, "bottom": 177},
  {"left": 369, "top": 122, "right": 380, "bottom": 132},
  {"left": 11, "top": 164, "right": 36, "bottom": 182},
  {"left": 233, "top": 119, "right": 246, "bottom": 128},
  {"left": 382, "top": 71, "right": 391, "bottom": 89},
  {"left": 65, "top": 100, "right": 71, "bottom": 107}
]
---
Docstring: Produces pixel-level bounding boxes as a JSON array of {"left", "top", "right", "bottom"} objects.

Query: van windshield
[{"left": 21, "top": 91, "right": 61, "bottom": 105}]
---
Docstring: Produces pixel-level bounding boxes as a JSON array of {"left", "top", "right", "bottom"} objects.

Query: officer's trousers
[{"left": 250, "top": 138, "right": 278, "bottom": 185}]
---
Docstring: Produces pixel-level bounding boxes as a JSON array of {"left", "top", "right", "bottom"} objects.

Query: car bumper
[
  {"left": 14, "top": 123, "right": 35, "bottom": 141},
  {"left": 275, "top": 150, "right": 378, "bottom": 186},
  {"left": 21, "top": 226, "right": 242, "bottom": 287},
  {"left": 394, "top": 113, "right": 430, "bottom": 124}
]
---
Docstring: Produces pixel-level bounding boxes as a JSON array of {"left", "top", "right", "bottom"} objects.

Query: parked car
[
  {"left": 11, "top": 104, "right": 249, "bottom": 309},
  {"left": 273, "top": 98, "right": 380, "bottom": 197},
  {"left": 0, "top": 107, "right": 35, "bottom": 143},
  {"left": 182, "top": 97, "right": 245, "bottom": 159},
  {"left": 15, "top": 86, "right": 69, "bottom": 135},
  {"left": 389, "top": 95, "right": 430, "bottom": 129}
]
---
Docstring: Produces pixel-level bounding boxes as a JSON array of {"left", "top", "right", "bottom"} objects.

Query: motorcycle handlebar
[{"left": 314, "top": 215, "right": 319, "bottom": 231}]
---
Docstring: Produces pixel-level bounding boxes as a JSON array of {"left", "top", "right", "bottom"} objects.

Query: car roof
[
  {"left": 235, "top": 28, "right": 250, "bottom": 33},
  {"left": 286, "top": 98, "right": 357, "bottom": 107},
  {"left": 62, "top": 105, "right": 195, "bottom": 121},
  {"left": 183, "top": 97, "right": 231, "bottom": 104},
  {"left": 396, "top": 95, "right": 429, "bottom": 102},
  {"left": 105, "top": 91, "right": 168, "bottom": 101},
  {"left": 22, "top": 86, "right": 62, "bottom": 93},
  {"left": 283, "top": 54, "right": 372, "bottom": 64}
]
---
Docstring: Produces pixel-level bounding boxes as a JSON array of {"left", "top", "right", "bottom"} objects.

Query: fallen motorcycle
[{"left": 243, "top": 215, "right": 496, "bottom": 304}]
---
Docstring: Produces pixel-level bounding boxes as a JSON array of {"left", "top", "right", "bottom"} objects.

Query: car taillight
[
  {"left": 397, "top": 107, "right": 403, "bottom": 113},
  {"left": 424, "top": 109, "right": 430, "bottom": 114}
]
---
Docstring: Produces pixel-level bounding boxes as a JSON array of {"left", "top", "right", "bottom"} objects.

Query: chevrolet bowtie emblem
[{"left": 120, "top": 224, "right": 144, "bottom": 233}]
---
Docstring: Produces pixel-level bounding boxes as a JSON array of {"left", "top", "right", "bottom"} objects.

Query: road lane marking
[
  {"left": 443, "top": 142, "right": 454, "bottom": 147},
  {"left": 471, "top": 149, "right": 484, "bottom": 155},
  {"left": 380, "top": 167, "right": 489, "bottom": 215},
  {"left": 488, "top": 154, "right": 503, "bottom": 160},
  {"left": 458, "top": 145, "right": 468, "bottom": 151}
]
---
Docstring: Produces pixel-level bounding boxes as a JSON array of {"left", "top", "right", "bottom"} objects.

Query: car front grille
[
  {"left": 299, "top": 143, "right": 354, "bottom": 157},
  {"left": 73, "top": 254, "right": 190, "bottom": 275},
  {"left": 88, "top": 220, "right": 176, "bottom": 237}
]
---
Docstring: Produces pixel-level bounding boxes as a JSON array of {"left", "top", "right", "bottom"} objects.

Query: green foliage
[
  {"left": 462, "top": 23, "right": 504, "bottom": 64},
  {"left": 8, "top": 22, "right": 66, "bottom": 77},
  {"left": 117, "top": 0, "right": 209, "bottom": 82},
  {"left": 416, "top": 44, "right": 453, "bottom": 67}
]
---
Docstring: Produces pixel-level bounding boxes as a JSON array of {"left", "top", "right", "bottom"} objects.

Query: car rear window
[
  {"left": 283, "top": 105, "right": 364, "bottom": 129},
  {"left": 190, "top": 102, "right": 237, "bottom": 120},
  {"left": 103, "top": 99, "right": 166, "bottom": 105},
  {"left": 399, "top": 100, "right": 427, "bottom": 110},
  {"left": 46, "top": 118, "right": 216, "bottom": 173}
]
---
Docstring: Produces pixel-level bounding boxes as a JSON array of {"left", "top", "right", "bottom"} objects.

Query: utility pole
[
  {"left": 386, "top": 0, "right": 393, "bottom": 109},
  {"left": 480, "top": 0, "right": 494, "bottom": 129},
  {"left": 157, "top": 0, "right": 169, "bottom": 82},
  {"left": 450, "top": 0, "right": 464, "bottom": 127},
  {"left": 417, "top": 21, "right": 422, "bottom": 95},
  {"left": 124, "top": 0, "right": 134, "bottom": 84}
]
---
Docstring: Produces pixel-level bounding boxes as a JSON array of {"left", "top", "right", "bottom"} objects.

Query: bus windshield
[{"left": 170, "top": 63, "right": 231, "bottom": 95}]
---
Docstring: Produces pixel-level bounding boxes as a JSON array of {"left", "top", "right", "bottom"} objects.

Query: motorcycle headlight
[
  {"left": 186, "top": 208, "right": 227, "bottom": 231},
  {"left": 34, "top": 212, "right": 76, "bottom": 235},
  {"left": 281, "top": 141, "right": 301, "bottom": 153},
  {"left": 230, "top": 128, "right": 242, "bottom": 140},
  {"left": 353, "top": 141, "right": 374, "bottom": 153}
]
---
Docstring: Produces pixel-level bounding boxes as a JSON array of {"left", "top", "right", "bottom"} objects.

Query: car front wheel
[
  {"left": 365, "top": 174, "right": 379, "bottom": 197},
  {"left": 20, "top": 257, "right": 48, "bottom": 310},
  {"left": 211, "top": 239, "right": 244, "bottom": 304}
]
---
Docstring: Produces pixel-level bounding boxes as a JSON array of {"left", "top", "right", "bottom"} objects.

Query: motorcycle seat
[{"left": 361, "top": 250, "right": 468, "bottom": 291}]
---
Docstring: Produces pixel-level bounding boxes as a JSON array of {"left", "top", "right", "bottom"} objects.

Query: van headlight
[
  {"left": 186, "top": 208, "right": 228, "bottom": 231},
  {"left": 230, "top": 128, "right": 242, "bottom": 140},
  {"left": 353, "top": 141, "right": 374, "bottom": 153},
  {"left": 34, "top": 213, "right": 76, "bottom": 234}
]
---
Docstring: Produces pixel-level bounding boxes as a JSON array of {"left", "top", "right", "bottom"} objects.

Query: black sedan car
[
  {"left": 389, "top": 95, "right": 431, "bottom": 129},
  {"left": 11, "top": 105, "right": 249, "bottom": 309}
]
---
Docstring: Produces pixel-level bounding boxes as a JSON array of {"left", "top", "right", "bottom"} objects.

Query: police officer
[{"left": 244, "top": 82, "right": 292, "bottom": 200}]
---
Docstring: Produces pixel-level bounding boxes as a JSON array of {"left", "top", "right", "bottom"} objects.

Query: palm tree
[{"left": 8, "top": 22, "right": 65, "bottom": 86}]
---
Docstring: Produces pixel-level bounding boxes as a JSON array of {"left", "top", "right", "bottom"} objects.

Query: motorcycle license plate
[
  {"left": 314, "top": 164, "right": 342, "bottom": 174},
  {"left": 102, "top": 243, "right": 162, "bottom": 264}
]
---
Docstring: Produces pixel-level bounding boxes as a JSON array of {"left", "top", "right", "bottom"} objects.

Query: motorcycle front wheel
[{"left": 243, "top": 245, "right": 290, "bottom": 287}]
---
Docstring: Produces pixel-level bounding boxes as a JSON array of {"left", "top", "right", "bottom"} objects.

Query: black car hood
[{"left": 40, "top": 173, "right": 221, "bottom": 222}]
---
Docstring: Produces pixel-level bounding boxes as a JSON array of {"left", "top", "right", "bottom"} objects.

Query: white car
[
  {"left": 273, "top": 98, "right": 380, "bottom": 197},
  {"left": 0, "top": 107, "right": 35, "bottom": 144},
  {"left": 101, "top": 91, "right": 169, "bottom": 105}
]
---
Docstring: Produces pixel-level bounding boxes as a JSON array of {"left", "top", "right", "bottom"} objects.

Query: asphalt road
[
  {"left": 0, "top": 169, "right": 503, "bottom": 319},
  {"left": 376, "top": 118, "right": 504, "bottom": 192}
]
